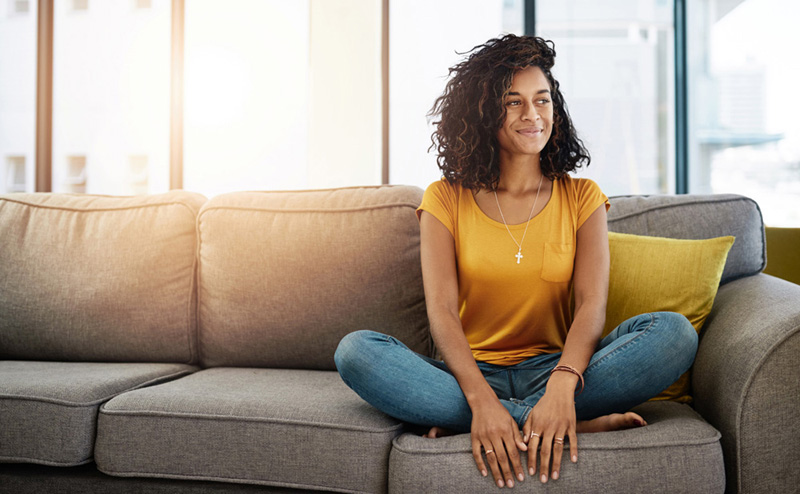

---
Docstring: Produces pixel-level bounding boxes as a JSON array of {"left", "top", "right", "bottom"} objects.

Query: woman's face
[{"left": 496, "top": 65, "right": 554, "bottom": 159}]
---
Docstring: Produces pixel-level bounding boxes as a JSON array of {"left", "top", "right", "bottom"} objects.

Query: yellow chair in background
[{"left": 764, "top": 227, "right": 800, "bottom": 285}]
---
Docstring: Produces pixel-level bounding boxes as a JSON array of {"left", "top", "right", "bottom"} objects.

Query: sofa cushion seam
[
  {"left": 196, "top": 214, "right": 207, "bottom": 366},
  {"left": 0, "top": 198, "right": 200, "bottom": 214},
  {"left": 243, "top": 183, "right": 404, "bottom": 194},
  {"left": 391, "top": 432, "right": 722, "bottom": 455},
  {"left": 0, "top": 455, "right": 93, "bottom": 467},
  {"left": 98, "top": 408, "right": 403, "bottom": 433},
  {"left": 198, "top": 202, "right": 421, "bottom": 217},
  {"left": 1, "top": 368, "right": 196, "bottom": 407}
]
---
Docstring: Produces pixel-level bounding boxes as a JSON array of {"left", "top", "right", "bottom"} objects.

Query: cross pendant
[{"left": 515, "top": 250, "right": 523, "bottom": 264}]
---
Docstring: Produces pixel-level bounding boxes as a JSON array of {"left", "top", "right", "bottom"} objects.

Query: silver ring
[
  {"left": 485, "top": 449, "right": 494, "bottom": 454},
  {"left": 531, "top": 432, "right": 540, "bottom": 438},
  {"left": 554, "top": 437, "right": 564, "bottom": 443}
]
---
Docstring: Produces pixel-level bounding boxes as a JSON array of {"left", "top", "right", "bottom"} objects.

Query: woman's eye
[
  {"left": 506, "top": 100, "right": 521, "bottom": 106},
  {"left": 537, "top": 99, "right": 551, "bottom": 105}
]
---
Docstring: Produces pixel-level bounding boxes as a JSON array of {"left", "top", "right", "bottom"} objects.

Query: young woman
[{"left": 335, "top": 34, "right": 697, "bottom": 488}]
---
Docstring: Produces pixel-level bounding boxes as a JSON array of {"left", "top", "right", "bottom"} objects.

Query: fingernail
[
  {"left": 529, "top": 467, "right": 535, "bottom": 476},
  {"left": 541, "top": 474, "right": 548, "bottom": 483},
  {"left": 507, "top": 479, "right": 514, "bottom": 488},
  {"left": 523, "top": 434, "right": 528, "bottom": 441},
  {"left": 481, "top": 469, "right": 487, "bottom": 477},
  {"left": 552, "top": 471, "right": 559, "bottom": 480},
  {"left": 497, "top": 479, "right": 504, "bottom": 488},
  {"left": 572, "top": 455, "right": 578, "bottom": 463}
]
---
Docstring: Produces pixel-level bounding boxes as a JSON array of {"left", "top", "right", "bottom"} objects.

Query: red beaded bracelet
[{"left": 550, "top": 364, "right": 585, "bottom": 395}]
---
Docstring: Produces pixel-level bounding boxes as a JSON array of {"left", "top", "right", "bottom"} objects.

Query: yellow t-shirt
[{"left": 417, "top": 175, "right": 609, "bottom": 366}]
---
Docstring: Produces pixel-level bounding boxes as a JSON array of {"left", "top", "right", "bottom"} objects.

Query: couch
[{"left": 1, "top": 185, "right": 798, "bottom": 494}]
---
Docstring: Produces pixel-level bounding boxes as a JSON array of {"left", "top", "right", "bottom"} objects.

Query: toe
[{"left": 625, "top": 412, "right": 647, "bottom": 428}]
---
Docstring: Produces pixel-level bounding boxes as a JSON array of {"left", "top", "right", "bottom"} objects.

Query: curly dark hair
[{"left": 429, "top": 34, "right": 590, "bottom": 190}]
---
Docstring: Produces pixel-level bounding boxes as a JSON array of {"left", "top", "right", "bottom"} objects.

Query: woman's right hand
[{"left": 471, "top": 399, "right": 528, "bottom": 488}]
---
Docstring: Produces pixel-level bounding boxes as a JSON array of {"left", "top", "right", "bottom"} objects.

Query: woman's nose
[{"left": 522, "top": 102, "right": 539, "bottom": 121}]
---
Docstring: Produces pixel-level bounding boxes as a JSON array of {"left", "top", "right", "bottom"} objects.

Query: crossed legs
[{"left": 334, "top": 312, "right": 697, "bottom": 432}]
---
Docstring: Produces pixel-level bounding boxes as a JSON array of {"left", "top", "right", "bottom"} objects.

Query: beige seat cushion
[
  {"left": 96, "top": 368, "right": 401, "bottom": 494},
  {"left": 0, "top": 361, "right": 196, "bottom": 466},
  {"left": 390, "top": 402, "right": 724, "bottom": 493}
]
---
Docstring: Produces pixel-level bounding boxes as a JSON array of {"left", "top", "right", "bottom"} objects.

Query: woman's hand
[
  {"left": 522, "top": 372, "right": 579, "bottom": 483},
  {"left": 471, "top": 398, "right": 528, "bottom": 488}
]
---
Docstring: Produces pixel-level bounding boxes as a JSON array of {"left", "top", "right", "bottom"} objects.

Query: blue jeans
[{"left": 334, "top": 312, "right": 697, "bottom": 432}]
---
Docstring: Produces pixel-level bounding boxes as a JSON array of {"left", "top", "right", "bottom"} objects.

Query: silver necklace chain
[{"left": 493, "top": 174, "right": 544, "bottom": 264}]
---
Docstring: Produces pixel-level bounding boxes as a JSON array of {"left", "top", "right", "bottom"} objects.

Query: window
[
  {"left": 52, "top": 0, "right": 171, "bottom": 194},
  {"left": 536, "top": 0, "right": 675, "bottom": 196},
  {"left": 129, "top": 154, "right": 148, "bottom": 195},
  {"left": 389, "top": 0, "right": 525, "bottom": 189},
  {"left": 71, "top": 0, "right": 89, "bottom": 12},
  {"left": 0, "top": 0, "right": 36, "bottom": 193},
  {"left": 183, "top": 0, "right": 383, "bottom": 198},
  {"left": 9, "top": 0, "right": 30, "bottom": 15},
  {"left": 4, "top": 155, "right": 26, "bottom": 192},
  {"left": 64, "top": 155, "right": 87, "bottom": 193},
  {"left": 6, "top": 0, "right": 797, "bottom": 226},
  {"left": 687, "top": 0, "right": 800, "bottom": 226}
]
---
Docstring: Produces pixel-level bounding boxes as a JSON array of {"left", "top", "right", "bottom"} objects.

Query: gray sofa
[{"left": 1, "top": 186, "right": 797, "bottom": 494}]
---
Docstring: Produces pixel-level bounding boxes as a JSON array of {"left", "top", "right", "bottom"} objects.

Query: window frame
[{"left": 525, "top": 0, "right": 688, "bottom": 195}]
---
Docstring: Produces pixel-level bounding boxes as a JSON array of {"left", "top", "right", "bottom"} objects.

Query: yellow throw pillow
[{"left": 604, "top": 232, "right": 735, "bottom": 402}]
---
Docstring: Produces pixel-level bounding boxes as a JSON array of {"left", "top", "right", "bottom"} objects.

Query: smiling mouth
[{"left": 517, "top": 128, "right": 542, "bottom": 136}]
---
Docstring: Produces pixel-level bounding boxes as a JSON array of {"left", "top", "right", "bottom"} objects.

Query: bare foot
[
  {"left": 576, "top": 412, "right": 647, "bottom": 433},
  {"left": 423, "top": 426, "right": 455, "bottom": 438}
]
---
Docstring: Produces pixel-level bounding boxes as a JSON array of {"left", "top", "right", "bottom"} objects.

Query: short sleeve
[
  {"left": 416, "top": 179, "right": 457, "bottom": 238},
  {"left": 575, "top": 179, "right": 610, "bottom": 229}
]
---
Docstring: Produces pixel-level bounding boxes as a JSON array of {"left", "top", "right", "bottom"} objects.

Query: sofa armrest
[{"left": 693, "top": 273, "right": 800, "bottom": 494}]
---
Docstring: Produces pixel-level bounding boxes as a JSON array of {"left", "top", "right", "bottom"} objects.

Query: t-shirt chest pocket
[{"left": 541, "top": 243, "right": 574, "bottom": 282}]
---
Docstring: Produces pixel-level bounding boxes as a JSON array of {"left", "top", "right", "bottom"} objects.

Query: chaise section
[
  {"left": 0, "top": 361, "right": 197, "bottom": 466},
  {"left": 388, "top": 402, "right": 725, "bottom": 494},
  {"left": 95, "top": 367, "right": 403, "bottom": 493}
]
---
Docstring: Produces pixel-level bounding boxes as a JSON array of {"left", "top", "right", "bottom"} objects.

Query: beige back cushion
[
  {"left": 197, "top": 186, "right": 431, "bottom": 369},
  {"left": 0, "top": 191, "right": 206, "bottom": 363}
]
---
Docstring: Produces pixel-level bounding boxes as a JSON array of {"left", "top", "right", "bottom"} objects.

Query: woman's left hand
[{"left": 522, "top": 372, "right": 579, "bottom": 483}]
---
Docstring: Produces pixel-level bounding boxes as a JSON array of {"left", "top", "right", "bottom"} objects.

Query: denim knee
[
  {"left": 663, "top": 311, "right": 697, "bottom": 347},
  {"left": 334, "top": 330, "right": 381, "bottom": 378},
  {"left": 656, "top": 311, "right": 698, "bottom": 371}
]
